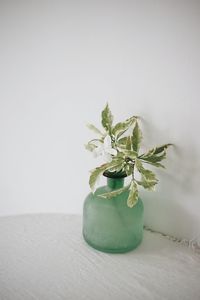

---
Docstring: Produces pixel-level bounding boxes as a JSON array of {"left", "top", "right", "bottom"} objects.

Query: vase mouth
[{"left": 103, "top": 170, "right": 127, "bottom": 179}]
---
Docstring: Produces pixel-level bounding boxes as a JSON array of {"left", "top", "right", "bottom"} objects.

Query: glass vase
[{"left": 83, "top": 173, "right": 144, "bottom": 253}]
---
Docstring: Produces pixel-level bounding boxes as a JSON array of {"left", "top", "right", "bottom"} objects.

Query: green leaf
[
  {"left": 124, "top": 163, "right": 134, "bottom": 176},
  {"left": 127, "top": 181, "right": 138, "bottom": 208},
  {"left": 135, "top": 159, "right": 158, "bottom": 190},
  {"left": 118, "top": 136, "right": 128, "bottom": 145},
  {"left": 85, "top": 142, "right": 97, "bottom": 152},
  {"left": 153, "top": 144, "right": 172, "bottom": 154},
  {"left": 132, "top": 122, "right": 142, "bottom": 153},
  {"left": 117, "top": 137, "right": 133, "bottom": 151},
  {"left": 101, "top": 103, "right": 113, "bottom": 134},
  {"left": 135, "top": 159, "right": 156, "bottom": 180},
  {"left": 110, "top": 163, "right": 125, "bottom": 173},
  {"left": 136, "top": 159, "right": 157, "bottom": 180},
  {"left": 126, "top": 136, "right": 132, "bottom": 150},
  {"left": 89, "top": 159, "right": 126, "bottom": 192},
  {"left": 136, "top": 179, "right": 157, "bottom": 190},
  {"left": 112, "top": 116, "right": 137, "bottom": 139},
  {"left": 139, "top": 144, "right": 172, "bottom": 165},
  {"left": 117, "top": 137, "right": 128, "bottom": 150},
  {"left": 85, "top": 138, "right": 104, "bottom": 152},
  {"left": 141, "top": 151, "right": 166, "bottom": 163},
  {"left": 115, "top": 151, "right": 125, "bottom": 158},
  {"left": 123, "top": 150, "right": 137, "bottom": 160},
  {"left": 98, "top": 184, "right": 130, "bottom": 199},
  {"left": 107, "top": 157, "right": 124, "bottom": 172},
  {"left": 86, "top": 123, "right": 104, "bottom": 136},
  {"left": 89, "top": 164, "right": 109, "bottom": 192}
]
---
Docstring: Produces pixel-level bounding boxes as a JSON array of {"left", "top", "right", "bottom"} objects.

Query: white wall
[{"left": 0, "top": 0, "right": 200, "bottom": 242}]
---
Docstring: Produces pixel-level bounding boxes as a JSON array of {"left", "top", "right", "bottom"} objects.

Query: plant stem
[
  {"left": 89, "top": 139, "right": 102, "bottom": 143},
  {"left": 132, "top": 162, "right": 135, "bottom": 181}
]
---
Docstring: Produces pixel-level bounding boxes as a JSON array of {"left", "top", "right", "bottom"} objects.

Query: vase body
[{"left": 83, "top": 176, "right": 144, "bottom": 253}]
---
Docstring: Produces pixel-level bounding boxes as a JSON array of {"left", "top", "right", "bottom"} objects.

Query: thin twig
[{"left": 144, "top": 226, "right": 200, "bottom": 254}]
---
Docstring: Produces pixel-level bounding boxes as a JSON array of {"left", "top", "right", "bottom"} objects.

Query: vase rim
[{"left": 103, "top": 170, "right": 127, "bottom": 179}]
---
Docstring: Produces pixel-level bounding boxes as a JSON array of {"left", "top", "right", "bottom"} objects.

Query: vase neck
[{"left": 107, "top": 178, "right": 124, "bottom": 189}]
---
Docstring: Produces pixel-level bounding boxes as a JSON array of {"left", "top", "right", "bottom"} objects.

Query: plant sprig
[{"left": 85, "top": 103, "right": 172, "bottom": 208}]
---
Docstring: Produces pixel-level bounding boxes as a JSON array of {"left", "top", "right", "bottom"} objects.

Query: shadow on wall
[{"left": 140, "top": 118, "right": 200, "bottom": 242}]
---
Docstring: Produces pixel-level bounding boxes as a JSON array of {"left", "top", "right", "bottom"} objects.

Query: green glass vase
[{"left": 83, "top": 173, "right": 144, "bottom": 253}]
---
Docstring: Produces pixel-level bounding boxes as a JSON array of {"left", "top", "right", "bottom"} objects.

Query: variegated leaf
[
  {"left": 112, "top": 116, "right": 137, "bottom": 139},
  {"left": 98, "top": 184, "right": 130, "bottom": 199},
  {"left": 132, "top": 122, "right": 142, "bottom": 153},
  {"left": 135, "top": 159, "right": 157, "bottom": 180},
  {"left": 123, "top": 150, "right": 137, "bottom": 160},
  {"left": 89, "top": 159, "right": 126, "bottom": 192},
  {"left": 89, "top": 164, "right": 109, "bottom": 192},
  {"left": 117, "top": 137, "right": 128, "bottom": 150},
  {"left": 101, "top": 103, "right": 113, "bottom": 133},
  {"left": 85, "top": 142, "right": 97, "bottom": 152},
  {"left": 107, "top": 157, "right": 124, "bottom": 172},
  {"left": 136, "top": 179, "right": 157, "bottom": 191},
  {"left": 124, "top": 163, "right": 134, "bottom": 176},
  {"left": 141, "top": 151, "right": 166, "bottom": 163},
  {"left": 126, "top": 136, "right": 132, "bottom": 150},
  {"left": 153, "top": 143, "right": 172, "bottom": 154},
  {"left": 86, "top": 123, "right": 104, "bottom": 136},
  {"left": 139, "top": 144, "right": 172, "bottom": 165},
  {"left": 118, "top": 136, "right": 128, "bottom": 145},
  {"left": 135, "top": 159, "right": 158, "bottom": 190},
  {"left": 127, "top": 181, "right": 138, "bottom": 208}
]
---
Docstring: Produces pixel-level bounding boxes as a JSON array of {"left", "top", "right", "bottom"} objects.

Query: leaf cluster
[{"left": 86, "top": 103, "right": 172, "bottom": 207}]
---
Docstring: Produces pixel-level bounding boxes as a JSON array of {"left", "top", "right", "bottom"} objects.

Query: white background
[{"left": 0, "top": 0, "right": 200, "bottom": 241}]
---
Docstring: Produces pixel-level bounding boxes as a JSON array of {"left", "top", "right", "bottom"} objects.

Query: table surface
[{"left": 0, "top": 214, "right": 200, "bottom": 300}]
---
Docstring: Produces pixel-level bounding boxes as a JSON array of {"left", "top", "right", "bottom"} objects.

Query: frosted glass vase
[{"left": 83, "top": 172, "right": 144, "bottom": 253}]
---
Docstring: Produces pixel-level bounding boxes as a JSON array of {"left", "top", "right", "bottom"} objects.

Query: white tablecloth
[{"left": 0, "top": 214, "right": 200, "bottom": 300}]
